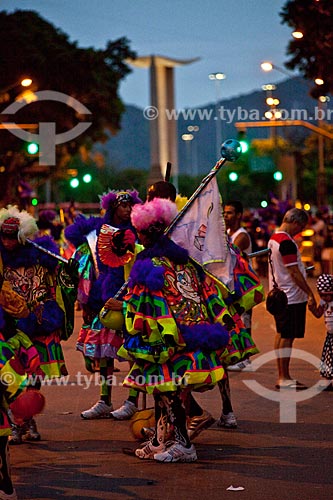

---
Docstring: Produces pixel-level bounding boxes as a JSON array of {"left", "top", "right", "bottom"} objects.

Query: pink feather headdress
[{"left": 130, "top": 198, "right": 178, "bottom": 232}]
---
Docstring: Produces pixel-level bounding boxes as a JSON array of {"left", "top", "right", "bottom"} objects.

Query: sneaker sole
[
  {"left": 81, "top": 413, "right": 111, "bottom": 420},
  {"left": 154, "top": 453, "right": 197, "bottom": 463},
  {"left": 217, "top": 421, "right": 237, "bottom": 429},
  {"left": 188, "top": 416, "right": 215, "bottom": 440}
]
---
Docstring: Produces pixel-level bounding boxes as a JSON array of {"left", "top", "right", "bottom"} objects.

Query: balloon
[
  {"left": 130, "top": 408, "right": 155, "bottom": 440},
  {"left": 10, "top": 390, "right": 45, "bottom": 421}
]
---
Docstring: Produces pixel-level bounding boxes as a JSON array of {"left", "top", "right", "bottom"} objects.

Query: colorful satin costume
[
  {"left": 0, "top": 236, "right": 70, "bottom": 379},
  {"left": 118, "top": 236, "right": 258, "bottom": 394},
  {"left": 65, "top": 214, "right": 137, "bottom": 362}
]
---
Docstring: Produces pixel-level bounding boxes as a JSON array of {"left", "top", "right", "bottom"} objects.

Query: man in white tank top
[{"left": 223, "top": 200, "right": 253, "bottom": 371}]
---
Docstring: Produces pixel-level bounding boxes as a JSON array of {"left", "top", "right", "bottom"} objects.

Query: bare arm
[
  {"left": 286, "top": 264, "right": 317, "bottom": 311},
  {"left": 310, "top": 302, "right": 325, "bottom": 318},
  {"left": 233, "top": 232, "right": 251, "bottom": 253}
]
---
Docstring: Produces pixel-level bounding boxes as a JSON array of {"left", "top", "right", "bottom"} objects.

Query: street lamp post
[
  {"left": 181, "top": 133, "right": 194, "bottom": 175},
  {"left": 208, "top": 72, "right": 226, "bottom": 160},
  {"left": 0, "top": 77, "right": 33, "bottom": 103},
  {"left": 187, "top": 125, "right": 199, "bottom": 176}
]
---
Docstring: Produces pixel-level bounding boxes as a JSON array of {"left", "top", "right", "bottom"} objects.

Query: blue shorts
[{"left": 274, "top": 302, "right": 307, "bottom": 339}]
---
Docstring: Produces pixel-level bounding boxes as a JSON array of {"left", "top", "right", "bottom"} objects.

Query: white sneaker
[
  {"left": 135, "top": 440, "right": 165, "bottom": 459},
  {"left": 217, "top": 412, "right": 238, "bottom": 429},
  {"left": 154, "top": 442, "right": 197, "bottom": 463},
  {"left": 0, "top": 489, "right": 17, "bottom": 500},
  {"left": 81, "top": 400, "right": 113, "bottom": 419},
  {"left": 227, "top": 358, "right": 252, "bottom": 372},
  {"left": 110, "top": 400, "right": 138, "bottom": 420}
]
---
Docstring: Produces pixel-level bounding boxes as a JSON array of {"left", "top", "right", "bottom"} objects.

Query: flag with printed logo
[{"left": 169, "top": 176, "right": 236, "bottom": 289}]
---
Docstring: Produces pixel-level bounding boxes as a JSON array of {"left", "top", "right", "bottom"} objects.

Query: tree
[
  {"left": 0, "top": 10, "right": 136, "bottom": 205},
  {"left": 280, "top": 0, "right": 333, "bottom": 98}
]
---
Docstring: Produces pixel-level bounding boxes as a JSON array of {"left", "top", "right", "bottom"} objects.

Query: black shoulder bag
[{"left": 266, "top": 249, "right": 288, "bottom": 316}]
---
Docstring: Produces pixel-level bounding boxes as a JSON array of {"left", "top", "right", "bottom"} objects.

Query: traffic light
[
  {"left": 273, "top": 170, "right": 283, "bottom": 181},
  {"left": 69, "top": 178, "right": 79, "bottom": 188},
  {"left": 26, "top": 142, "right": 39, "bottom": 155},
  {"left": 31, "top": 197, "right": 38, "bottom": 207},
  {"left": 83, "top": 173, "right": 92, "bottom": 183},
  {"left": 229, "top": 171, "right": 238, "bottom": 182},
  {"left": 237, "top": 130, "right": 249, "bottom": 153}
]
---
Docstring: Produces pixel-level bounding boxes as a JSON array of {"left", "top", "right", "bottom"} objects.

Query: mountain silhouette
[{"left": 101, "top": 77, "right": 331, "bottom": 174}]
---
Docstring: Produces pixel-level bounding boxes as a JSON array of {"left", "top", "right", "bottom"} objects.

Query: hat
[
  {"left": 1, "top": 217, "right": 20, "bottom": 235},
  {"left": 316, "top": 274, "right": 333, "bottom": 293},
  {"left": 131, "top": 198, "right": 178, "bottom": 232},
  {"left": 99, "top": 189, "right": 142, "bottom": 211},
  {"left": 0, "top": 205, "right": 38, "bottom": 244}
]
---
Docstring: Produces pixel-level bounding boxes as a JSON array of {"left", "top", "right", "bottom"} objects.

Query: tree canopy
[
  {"left": 280, "top": 0, "right": 333, "bottom": 98},
  {"left": 0, "top": 9, "right": 136, "bottom": 204}
]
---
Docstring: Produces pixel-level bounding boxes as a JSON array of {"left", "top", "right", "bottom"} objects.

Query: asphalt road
[{"left": 10, "top": 278, "right": 333, "bottom": 500}]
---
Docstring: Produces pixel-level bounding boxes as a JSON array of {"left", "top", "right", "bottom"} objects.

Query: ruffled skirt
[
  {"left": 76, "top": 317, "right": 124, "bottom": 361},
  {"left": 123, "top": 348, "right": 225, "bottom": 394}
]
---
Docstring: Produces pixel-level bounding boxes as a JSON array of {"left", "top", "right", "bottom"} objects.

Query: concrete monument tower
[{"left": 128, "top": 55, "right": 199, "bottom": 186}]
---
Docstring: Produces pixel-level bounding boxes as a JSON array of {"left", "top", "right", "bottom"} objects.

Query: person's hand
[
  {"left": 307, "top": 295, "right": 317, "bottom": 314},
  {"left": 64, "top": 258, "right": 79, "bottom": 277},
  {"left": 104, "top": 297, "right": 123, "bottom": 311},
  {"left": 111, "top": 229, "right": 135, "bottom": 256}
]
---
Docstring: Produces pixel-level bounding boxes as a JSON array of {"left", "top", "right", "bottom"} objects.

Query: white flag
[{"left": 170, "top": 176, "right": 235, "bottom": 289}]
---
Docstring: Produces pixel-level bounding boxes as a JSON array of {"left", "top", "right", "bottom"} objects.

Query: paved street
[{"left": 10, "top": 278, "right": 333, "bottom": 500}]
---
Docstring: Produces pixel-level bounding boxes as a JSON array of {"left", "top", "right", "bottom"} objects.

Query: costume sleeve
[{"left": 0, "top": 281, "right": 29, "bottom": 318}]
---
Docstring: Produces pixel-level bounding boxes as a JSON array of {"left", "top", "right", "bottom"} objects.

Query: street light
[
  {"left": 260, "top": 61, "right": 292, "bottom": 78},
  {"left": 0, "top": 77, "right": 33, "bottom": 103},
  {"left": 187, "top": 125, "right": 199, "bottom": 175},
  {"left": 181, "top": 133, "right": 194, "bottom": 174},
  {"left": 208, "top": 72, "right": 226, "bottom": 160}
]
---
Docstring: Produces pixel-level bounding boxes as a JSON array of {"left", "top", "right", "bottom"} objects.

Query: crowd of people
[{"left": 0, "top": 186, "right": 332, "bottom": 498}]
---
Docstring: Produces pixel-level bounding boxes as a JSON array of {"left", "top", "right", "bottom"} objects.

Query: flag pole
[
  {"left": 112, "top": 139, "right": 242, "bottom": 299},
  {"left": 26, "top": 238, "right": 69, "bottom": 264}
]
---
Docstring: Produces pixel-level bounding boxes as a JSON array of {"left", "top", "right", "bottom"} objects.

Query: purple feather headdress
[{"left": 99, "top": 189, "right": 142, "bottom": 211}]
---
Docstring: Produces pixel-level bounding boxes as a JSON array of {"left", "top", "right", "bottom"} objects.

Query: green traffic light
[
  {"left": 83, "top": 173, "right": 92, "bottom": 183},
  {"left": 273, "top": 171, "right": 283, "bottom": 181},
  {"left": 27, "top": 142, "right": 39, "bottom": 155},
  {"left": 31, "top": 198, "right": 38, "bottom": 206},
  {"left": 70, "top": 178, "right": 79, "bottom": 188},
  {"left": 239, "top": 140, "right": 249, "bottom": 153},
  {"left": 229, "top": 172, "right": 238, "bottom": 182}
]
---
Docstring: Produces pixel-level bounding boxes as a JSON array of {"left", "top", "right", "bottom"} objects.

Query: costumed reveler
[
  {"left": 64, "top": 189, "right": 142, "bottom": 420},
  {"left": 0, "top": 206, "right": 78, "bottom": 444},
  {"left": 117, "top": 197, "right": 246, "bottom": 463},
  {"left": 0, "top": 252, "right": 45, "bottom": 499}
]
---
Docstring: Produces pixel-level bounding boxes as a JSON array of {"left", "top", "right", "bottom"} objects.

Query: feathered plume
[{"left": 0, "top": 205, "right": 38, "bottom": 244}]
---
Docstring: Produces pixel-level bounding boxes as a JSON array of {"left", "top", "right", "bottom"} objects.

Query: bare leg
[{"left": 275, "top": 333, "right": 294, "bottom": 383}]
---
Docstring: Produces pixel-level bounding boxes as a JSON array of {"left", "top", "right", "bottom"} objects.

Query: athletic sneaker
[
  {"left": 8, "top": 425, "right": 23, "bottom": 445},
  {"left": 227, "top": 358, "right": 252, "bottom": 372},
  {"left": 217, "top": 412, "right": 238, "bottom": 429},
  {"left": 135, "top": 440, "right": 165, "bottom": 459},
  {"left": 110, "top": 400, "right": 138, "bottom": 420},
  {"left": 187, "top": 410, "right": 215, "bottom": 440},
  {"left": 23, "top": 418, "right": 41, "bottom": 441},
  {"left": 154, "top": 442, "right": 197, "bottom": 463},
  {"left": 0, "top": 489, "right": 17, "bottom": 500},
  {"left": 80, "top": 400, "right": 113, "bottom": 419}
]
